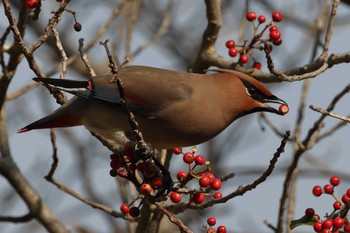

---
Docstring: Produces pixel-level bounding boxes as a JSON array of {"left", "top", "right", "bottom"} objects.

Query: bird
[{"left": 18, "top": 65, "right": 288, "bottom": 150}]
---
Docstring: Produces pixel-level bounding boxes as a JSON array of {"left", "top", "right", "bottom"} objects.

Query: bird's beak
[{"left": 261, "top": 95, "right": 288, "bottom": 115}]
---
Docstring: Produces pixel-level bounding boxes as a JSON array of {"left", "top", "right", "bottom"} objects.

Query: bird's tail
[
  {"left": 33, "top": 77, "right": 92, "bottom": 99},
  {"left": 17, "top": 111, "right": 83, "bottom": 133}
]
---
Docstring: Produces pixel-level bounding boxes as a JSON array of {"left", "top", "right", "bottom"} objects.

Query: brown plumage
[{"left": 18, "top": 66, "right": 287, "bottom": 149}]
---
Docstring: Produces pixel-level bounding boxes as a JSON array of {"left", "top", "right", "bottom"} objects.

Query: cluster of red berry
[
  {"left": 291, "top": 176, "right": 350, "bottom": 232},
  {"left": 109, "top": 147, "right": 165, "bottom": 191},
  {"left": 111, "top": 146, "right": 169, "bottom": 218},
  {"left": 169, "top": 147, "right": 223, "bottom": 205},
  {"left": 115, "top": 146, "right": 225, "bottom": 223},
  {"left": 25, "top": 0, "right": 81, "bottom": 32},
  {"left": 205, "top": 217, "right": 227, "bottom": 233},
  {"left": 225, "top": 11, "right": 283, "bottom": 69}
]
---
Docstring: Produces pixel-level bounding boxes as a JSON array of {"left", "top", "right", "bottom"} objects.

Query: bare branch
[
  {"left": 192, "top": 0, "right": 222, "bottom": 73},
  {"left": 79, "top": 38, "right": 96, "bottom": 77},
  {"left": 310, "top": 105, "right": 350, "bottom": 123},
  {"left": 154, "top": 202, "right": 193, "bottom": 233}
]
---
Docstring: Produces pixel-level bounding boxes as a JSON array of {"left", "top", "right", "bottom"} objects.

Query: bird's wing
[
  {"left": 92, "top": 66, "right": 194, "bottom": 114},
  {"left": 34, "top": 66, "right": 194, "bottom": 116}
]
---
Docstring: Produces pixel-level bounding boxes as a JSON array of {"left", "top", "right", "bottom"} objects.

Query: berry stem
[{"left": 332, "top": 193, "right": 341, "bottom": 203}]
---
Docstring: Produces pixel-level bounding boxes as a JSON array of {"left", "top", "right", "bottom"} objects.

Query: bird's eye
[{"left": 247, "top": 87, "right": 258, "bottom": 97}]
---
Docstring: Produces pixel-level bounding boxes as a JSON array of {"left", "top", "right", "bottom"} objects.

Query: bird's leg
[
  {"left": 131, "top": 142, "right": 173, "bottom": 199},
  {"left": 134, "top": 141, "right": 153, "bottom": 160},
  {"left": 152, "top": 156, "right": 173, "bottom": 198}
]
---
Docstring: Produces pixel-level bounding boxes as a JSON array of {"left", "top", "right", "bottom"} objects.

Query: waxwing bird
[{"left": 18, "top": 66, "right": 288, "bottom": 149}]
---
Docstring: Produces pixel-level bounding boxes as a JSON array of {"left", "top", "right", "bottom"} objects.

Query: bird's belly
[{"left": 81, "top": 100, "right": 225, "bottom": 149}]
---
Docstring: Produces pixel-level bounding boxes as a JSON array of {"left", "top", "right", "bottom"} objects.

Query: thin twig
[
  {"left": 52, "top": 28, "right": 68, "bottom": 79},
  {"left": 45, "top": 130, "right": 125, "bottom": 219},
  {"left": 154, "top": 202, "right": 193, "bottom": 233},
  {"left": 200, "top": 131, "right": 290, "bottom": 209},
  {"left": 259, "top": 113, "right": 291, "bottom": 140},
  {"left": 0, "top": 213, "right": 33, "bottom": 223},
  {"left": 45, "top": 129, "right": 58, "bottom": 179},
  {"left": 125, "top": 0, "right": 141, "bottom": 59},
  {"left": 132, "top": 1, "right": 172, "bottom": 58},
  {"left": 78, "top": 38, "right": 96, "bottom": 77},
  {"left": 310, "top": 105, "right": 350, "bottom": 123},
  {"left": 316, "top": 117, "right": 349, "bottom": 142},
  {"left": 169, "top": 131, "right": 290, "bottom": 214},
  {"left": 100, "top": 40, "right": 145, "bottom": 144},
  {"left": 46, "top": 176, "right": 125, "bottom": 218},
  {"left": 303, "top": 82, "right": 350, "bottom": 147}
]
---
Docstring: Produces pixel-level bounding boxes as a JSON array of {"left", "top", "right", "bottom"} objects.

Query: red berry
[
  {"left": 207, "top": 217, "right": 217, "bottom": 226},
  {"left": 258, "top": 15, "right": 266, "bottom": 23},
  {"left": 192, "top": 192, "right": 205, "bottom": 204},
  {"left": 183, "top": 152, "right": 195, "bottom": 164},
  {"left": 199, "top": 176, "right": 211, "bottom": 187},
  {"left": 109, "top": 169, "right": 117, "bottom": 177},
  {"left": 342, "top": 193, "right": 350, "bottom": 203},
  {"left": 195, "top": 155, "right": 206, "bottom": 165},
  {"left": 305, "top": 208, "right": 315, "bottom": 218},
  {"left": 279, "top": 104, "right": 289, "bottom": 114},
  {"left": 269, "top": 30, "right": 281, "bottom": 41},
  {"left": 217, "top": 225, "right": 227, "bottom": 233},
  {"left": 129, "top": 207, "right": 140, "bottom": 217},
  {"left": 322, "top": 219, "right": 333, "bottom": 229},
  {"left": 170, "top": 191, "right": 182, "bottom": 203},
  {"left": 172, "top": 147, "right": 182, "bottom": 155},
  {"left": 272, "top": 38, "right": 282, "bottom": 46},
  {"left": 117, "top": 170, "right": 128, "bottom": 178},
  {"left": 176, "top": 170, "right": 188, "bottom": 181},
  {"left": 140, "top": 183, "right": 152, "bottom": 196},
  {"left": 312, "top": 185, "right": 322, "bottom": 197},
  {"left": 330, "top": 176, "right": 341, "bottom": 186},
  {"left": 346, "top": 188, "right": 350, "bottom": 197},
  {"left": 333, "top": 217, "right": 345, "bottom": 229},
  {"left": 246, "top": 11, "right": 257, "bottom": 21},
  {"left": 252, "top": 62, "right": 262, "bottom": 70},
  {"left": 56, "top": 0, "right": 63, "bottom": 2},
  {"left": 269, "top": 26, "right": 279, "bottom": 32},
  {"left": 211, "top": 179, "right": 222, "bottom": 190},
  {"left": 26, "top": 0, "right": 38, "bottom": 9},
  {"left": 239, "top": 54, "right": 249, "bottom": 64},
  {"left": 214, "top": 192, "right": 222, "bottom": 199},
  {"left": 228, "top": 47, "right": 238, "bottom": 57},
  {"left": 344, "top": 224, "right": 350, "bottom": 232},
  {"left": 206, "top": 173, "right": 216, "bottom": 184},
  {"left": 272, "top": 11, "right": 283, "bottom": 22},
  {"left": 323, "top": 184, "right": 333, "bottom": 194},
  {"left": 120, "top": 203, "right": 130, "bottom": 214},
  {"left": 128, "top": 163, "right": 137, "bottom": 171},
  {"left": 313, "top": 221, "right": 323, "bottom": 232},
  {"left": 265, "top": 44, "right": 273, "bottom": 53},
  {"left": 110, "top": 153, "right": 119, "bottom": 160},
  {"left": 73, "top": 22, "right": 82, "bottom": 32},
  {"left": 225, "top": 40, "right": 235, "bottom": 49},
  {"left": 151, "top": 176, "right": 163, "bottom": 189},
  {"left": 333, "top": 201, "right": 342, "bottom": 210},
  {"left": 136, "top": 162, "right": 147, "bottom": 172},
  {"left": 110, "top": 159, "right": 124, "bottom": 170},
  {"left": 123, "top": 142, "right": 135, "bottom": 154}
]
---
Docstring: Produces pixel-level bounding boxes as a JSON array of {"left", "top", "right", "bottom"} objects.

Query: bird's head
[
  {"left": 237, "top": 74, "right": 288, "bottom": 115},
  {"left": 214, "top": 69, "right": 288, "bottom": 117}
]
